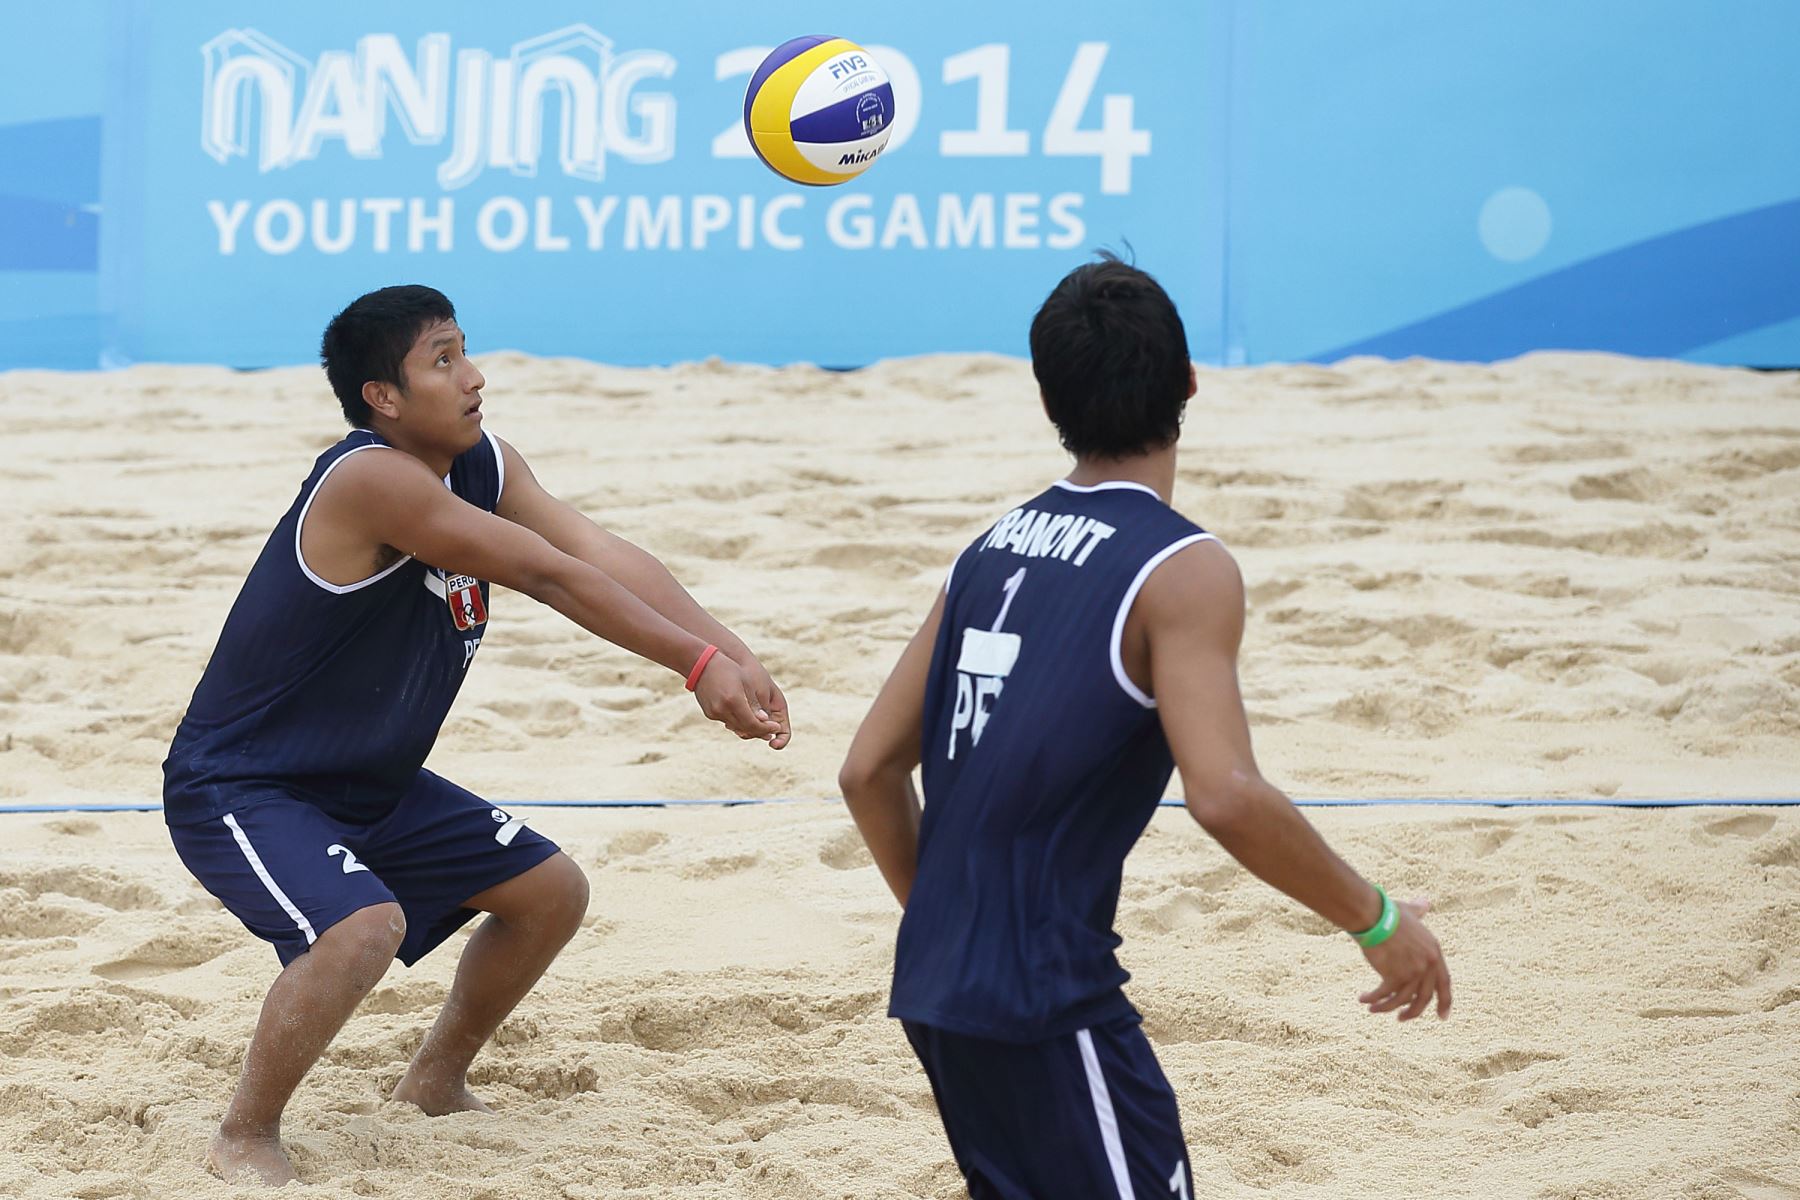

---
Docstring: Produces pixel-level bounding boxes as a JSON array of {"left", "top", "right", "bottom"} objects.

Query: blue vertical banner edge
[
  {"left": 1203, "top": 1, "right": 1234, "bottom": 367},
  {"left": 99, "top": 0, "right": 148, "bottom": 367},
  {"left": 1219, "top": 0, "right": 1244, "bottom": 368}
]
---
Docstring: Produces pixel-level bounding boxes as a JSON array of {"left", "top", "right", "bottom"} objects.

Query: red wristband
[{"left": 685, "top": 644, "right": 720, "bottom": 692}]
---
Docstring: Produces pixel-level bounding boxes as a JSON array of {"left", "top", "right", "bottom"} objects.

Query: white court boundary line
[{"left": 7, "top": 797, "right": 1798, "bottom": 814}]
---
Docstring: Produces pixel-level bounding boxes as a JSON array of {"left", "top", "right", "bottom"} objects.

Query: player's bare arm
[
  {"left": 490, "top": 435, "right": 789, "bottom": 749},
  {"left": 306, "top": 447, "right": 780, "bottom": 742},
  {"left": 838, "top": 589, "right": 945, "bottom": 905},
  {"left": 1130, "top": 538, "right": 1453, "bottom": 1021}
]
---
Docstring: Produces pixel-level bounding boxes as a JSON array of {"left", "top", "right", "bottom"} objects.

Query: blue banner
[
  {"left": 101, "top": 2, "right": 1227, "bottom": 367},
  {"left": 3, "top": 3, "right": 1797, "bottom": 370},
  {"left": 1222, "top": 4, "right": 1800, "bottom": 367},
  {"left": 0, "top": 2, "right": 107, "bottom": 368}
]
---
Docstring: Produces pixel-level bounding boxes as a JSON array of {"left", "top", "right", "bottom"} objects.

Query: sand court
[
  {"left": 1, "top": 352, "right": 1798, "bottom": 1196},
  {"left": 2, "top": 803, "right": 1796, "bottom": 1198}
]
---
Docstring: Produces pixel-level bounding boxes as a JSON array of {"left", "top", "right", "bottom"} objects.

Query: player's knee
[
  {"left": 538, "top": 853, "right": 589, "bottom": 943},
  {"left": 319, "top": 902, "right": 406, "bottom": 984}
]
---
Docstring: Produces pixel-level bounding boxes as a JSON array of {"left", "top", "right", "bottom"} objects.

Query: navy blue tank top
[
  {"left": 890, "top": 480, "right": 1216, "bottom": 1041},
  {"left": 162, "top": 429, "right": 504, "bottom": 826}
]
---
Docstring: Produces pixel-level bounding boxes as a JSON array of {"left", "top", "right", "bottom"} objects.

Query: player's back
[{"left": 891, "top": 480, "right": 1216, "bottom": 1042}]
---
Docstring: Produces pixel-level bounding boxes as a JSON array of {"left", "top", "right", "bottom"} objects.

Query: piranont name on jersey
[{"left": 979, "top": 508, "right": 1117, "bottom": 565}]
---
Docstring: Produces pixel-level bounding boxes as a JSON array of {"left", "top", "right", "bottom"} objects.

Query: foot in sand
[
  {"left": 208, "top": 1128, "right": 295, "bottom": 1187},
  {"left": 391, "top": 1073, "right": 493, "bottom": 1116}
]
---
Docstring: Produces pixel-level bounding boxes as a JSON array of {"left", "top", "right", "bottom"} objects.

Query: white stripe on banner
[
  {"left": 223, "top": 812, "right": 317, "bottom": 945},
  {"left": 1077, "top": 1028, "right": 1137, "bottom": 1200}
]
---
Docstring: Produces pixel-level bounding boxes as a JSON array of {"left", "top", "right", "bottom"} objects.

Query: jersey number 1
[{"left": 949, "top": 569, "right": 1025, "bottom": 759}]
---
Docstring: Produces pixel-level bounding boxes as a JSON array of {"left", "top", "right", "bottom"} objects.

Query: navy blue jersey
[
  {"left": 891, "top": 480, "right": 1216, "bottom": 1042},
  {"left": 163, "top": 429, "right": 504, "bottom": 827}
]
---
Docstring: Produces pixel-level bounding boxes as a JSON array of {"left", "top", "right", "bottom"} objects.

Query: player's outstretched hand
[
  {"left": 692, "top": 653, "right": 786, "bottom": 744},
  {"left": 1358, "top": 898, "right": 1452, "bottom": 1022},
  {"left": 740, "top": 659, "right": 792, "bottom": 750}
]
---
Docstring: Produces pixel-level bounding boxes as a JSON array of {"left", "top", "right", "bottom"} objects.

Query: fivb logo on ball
[
  {"left": 199, "top": 25, "right": 676, "bottom": 189},
  {"left": 744, "top": 36, "right": 894, "bottom": 186}
]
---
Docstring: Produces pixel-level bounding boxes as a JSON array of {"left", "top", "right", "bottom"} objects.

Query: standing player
[
  {"left": 162, "top": 285, "right": 790, "bottom": 1186},
  {"left": 839, "top": 257, "right": 1451, "bottom": 1198}
]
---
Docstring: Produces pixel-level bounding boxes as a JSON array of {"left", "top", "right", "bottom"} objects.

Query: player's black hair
[
  {"left": 1028, "top": 253, "right": 1191, "bottom": 460},
  {"left": 320, "top": 285, "right": 458, "bottom": 427}
]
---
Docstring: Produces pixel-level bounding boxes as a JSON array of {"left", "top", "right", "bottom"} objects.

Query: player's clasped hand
[
  {"left": 1358, "top": 898, "right": 1453, "bottom": 1021},
  {"left": 692, "top": 653, "right": 790, "bottom": 747},
  {"left": 741, "top": 659, "right": 792, "bottom": 750}
]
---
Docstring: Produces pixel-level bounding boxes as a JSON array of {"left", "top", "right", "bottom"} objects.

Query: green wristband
[{"left": 1352, "top": 886, "right": 1398, "bottom": 948}]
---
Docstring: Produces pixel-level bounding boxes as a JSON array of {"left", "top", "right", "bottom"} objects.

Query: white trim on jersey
[
  {"left": 1076, "top": 1028, "right": 1138, "bottom": 1200},
  {"left": 295, "top": 443, "right": 416, "bottom": 595},
  {"left": 1110, "top": 532, "right": 1221, "bottom": 708},
  {"left": 1052, "top": 479, "right": 1162, "bottom": 501},
  {"left": 943, "top": 542, "right": 972, "bottom": 594},
  {"left": 222, "top": 812, "right": 318, "bottom": 945},
  {"left": 485, "top": 428, "right": 506, "bottom": 504}
]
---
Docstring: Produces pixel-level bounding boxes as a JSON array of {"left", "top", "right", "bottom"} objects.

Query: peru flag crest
[{"left": 446, "top": 573, "right": 487, "bottom": 631}]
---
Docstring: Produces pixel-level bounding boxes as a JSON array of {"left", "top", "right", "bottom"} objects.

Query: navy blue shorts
[
  {"left": 168, "top": 770, "right": 561, "bottom": 968},
  {"left": 902, "top": 1017, "right": 1193, "bottom": 1200}
]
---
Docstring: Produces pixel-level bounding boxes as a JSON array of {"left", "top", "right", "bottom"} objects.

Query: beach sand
[{"left": 1, "top": 352, "right": 1796, "bottom": 1197}]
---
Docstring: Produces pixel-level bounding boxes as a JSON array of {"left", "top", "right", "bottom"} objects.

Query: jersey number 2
[{"left": 327, "top": 844, "right": 371, "bottom": 875}]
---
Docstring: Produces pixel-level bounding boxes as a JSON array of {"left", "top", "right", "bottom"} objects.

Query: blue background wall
[
  {"left": 1, "top": 2, "right": 1795, "bottom": 370},
  {"left": 0, "top": 3, "right": 106, "bottom": 368},
  {"left": 1225, "top": 5, "right": 1800, "bottom": 367}
]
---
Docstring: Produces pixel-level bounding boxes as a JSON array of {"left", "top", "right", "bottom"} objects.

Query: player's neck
[{"left": 1065, "top": 446, "right": 1176, "bottom": 504}]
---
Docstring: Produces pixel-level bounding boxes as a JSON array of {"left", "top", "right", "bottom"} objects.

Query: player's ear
[{"left": 362, "top": 379, "right": 400, "bottom": 421}]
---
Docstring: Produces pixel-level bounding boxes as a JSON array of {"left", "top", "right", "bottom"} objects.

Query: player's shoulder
[
  {"left": 1136, "top": 532, "right": 1242, "bottom": 617},
  {"left": 324, "top": 441, "right": 432, "bottom": 482},
  {"left": 313, "top": 441, "right": 443, "bottom": 512}
]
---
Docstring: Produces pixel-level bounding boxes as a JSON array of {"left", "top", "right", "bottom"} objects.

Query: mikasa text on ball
[{"left": 744, "top": 36, "right": 895, "bottom": 186}]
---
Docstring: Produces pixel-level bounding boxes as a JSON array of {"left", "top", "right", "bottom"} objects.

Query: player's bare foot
[
  {"left": 391, "top": 1073, "right": 493, "bottom": 1116},
  {"left": 208, "top": 1128, "right": 296, "bottom": 1186}
]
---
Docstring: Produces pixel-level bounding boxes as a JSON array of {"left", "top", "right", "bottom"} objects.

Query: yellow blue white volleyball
[{"left": 743, "top": 36, "right": 895, "bottom": 186}]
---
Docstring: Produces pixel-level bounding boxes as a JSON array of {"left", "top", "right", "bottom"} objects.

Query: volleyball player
[
  {"left": 163, "top": 285, "right": 790, "bottom": 1185},
  {"left": 839, "top": 257, "right": 1450, "bottom": 1197}
]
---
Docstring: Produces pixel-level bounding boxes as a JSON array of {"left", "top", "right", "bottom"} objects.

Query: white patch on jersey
[{"left": 956, "top": 628, "right": 1021, "bottom": 677}]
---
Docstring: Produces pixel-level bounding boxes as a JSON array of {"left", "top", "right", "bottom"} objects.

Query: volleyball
[{"left": 743, "top": 36, "right": 895, "bottom": 186}]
